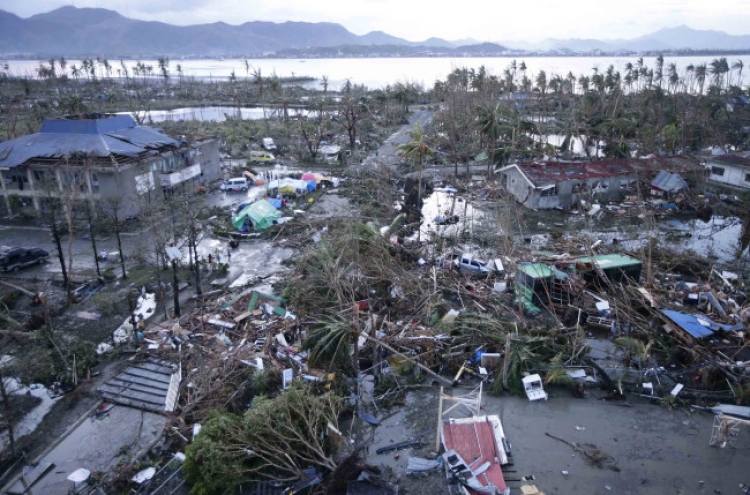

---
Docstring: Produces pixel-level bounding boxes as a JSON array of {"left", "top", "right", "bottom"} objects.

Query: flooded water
[
  {"left": 529, "top": 210, "right": 748, "bottom": 264},
  {"left": 119, "top": 106, "right": 313, "bottom": 123},
  {"left": 6, "top": 55, "right": 750, "bottom": 90},
  {"left": 418, "top": 190, "right": 485, "bottom": 241},
  {"left": 351, "top": 384, "right": 750, "bottom": 495}
]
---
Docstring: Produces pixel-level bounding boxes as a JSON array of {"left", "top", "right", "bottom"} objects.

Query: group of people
[{"left": 206, "top": 247, "right": 232, "bottom": 270}]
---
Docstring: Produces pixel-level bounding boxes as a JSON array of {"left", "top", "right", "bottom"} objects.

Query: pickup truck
[{"left": 0, "top": 246, "right": 50, "bottom": 271}]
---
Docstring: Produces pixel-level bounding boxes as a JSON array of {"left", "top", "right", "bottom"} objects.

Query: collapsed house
[
  {"left": 515, "top": 254, "right": 642, "bottom": 314},
  {"left": 498, "top": 156, "right": 704, "bottom": 210},
  {"left": 650, "top": 171, "right": 688, "bottom": 199}
]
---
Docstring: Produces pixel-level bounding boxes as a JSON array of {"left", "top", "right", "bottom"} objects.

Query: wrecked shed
[
  {"left": 515, "top": 263, "right": 554, "bottom": 311},
  {"left": 650, "top": 171, "right": 688, "bottom": 197},
  {"left": 575, "top": 254, "right": 642, "bottom": 284}
]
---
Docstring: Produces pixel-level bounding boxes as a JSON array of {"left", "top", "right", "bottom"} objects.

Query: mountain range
[
  {"left": 501, "top": 26, "right": 750, "bottom": 53},
  {"left": 0, "top": 6, "right": 462, "bottom": 57},
  {"left": 1, "top": 7, "right": 749, "bottom": 57}
]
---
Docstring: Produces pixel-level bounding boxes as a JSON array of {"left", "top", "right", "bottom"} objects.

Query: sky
[{"left": 3, "top": 0, "right": 750, "bottom": 42}]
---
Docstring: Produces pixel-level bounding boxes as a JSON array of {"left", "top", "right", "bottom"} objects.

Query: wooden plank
[{"left": 234, "top": 312, "right": 253, "bottom": 323}]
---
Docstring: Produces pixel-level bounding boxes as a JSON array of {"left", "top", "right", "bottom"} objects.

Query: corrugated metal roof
[
  {"left": 504, "top": 156, "right": 702, "bottom": 188},
  {"left": 651, "top": 171, "right": 688, "bottom": 192},
  {"left": 517, "top": 263, "right": 553, "bottom": 279},
  {"left": 0, "top": 115, "right": 180, "bottom": 170},
  {"left": 98, "top": 359, "right": 181, "bottom": 413},
  {"left": 576, "top": 254, "right": 642, "bottom": 269},
  {"left": 662, "top": 310, "right": 719, "bottom": 339},
  {"left": 709, "top": 154, "right": 750, "bottom": 169}
]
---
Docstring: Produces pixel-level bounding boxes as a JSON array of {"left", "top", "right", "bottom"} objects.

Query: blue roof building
[{"left": 0, "top": 114, "right": 220, "bottom": 216}]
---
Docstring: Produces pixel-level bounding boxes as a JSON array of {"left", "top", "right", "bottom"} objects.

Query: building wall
[
  {"left": 0, "top": 139, "right": 220, "bottom": 217},
  {"left": 706, "top": 160, "right": 750, "bottom": 190},
  {"left": 501, "top": 168, "right": 535, "bottom": 208},
  {"left": 196, "top": 140, "right": 221, "bottom": 184},
  {"left": 501, "top": 167, "right": 635, "bottom": 209}
]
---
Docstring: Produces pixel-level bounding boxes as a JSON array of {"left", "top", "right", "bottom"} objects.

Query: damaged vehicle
[{"left": 439, "top": 253, "right": 504, "bottom": 277}]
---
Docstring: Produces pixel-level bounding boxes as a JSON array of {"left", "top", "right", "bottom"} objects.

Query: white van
[
  {"left": 262, "top": 137, "right": 277, "bottom": 151},
  {"left": 220, "top": 177, "right": 249, "bottom": 193}
]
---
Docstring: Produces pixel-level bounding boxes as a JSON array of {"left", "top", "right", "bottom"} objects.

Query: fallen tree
[{"left": 184, "top": 384, "right": 342, "bottom": 494}]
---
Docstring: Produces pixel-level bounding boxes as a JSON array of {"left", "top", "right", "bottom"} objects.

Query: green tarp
[{"left": 232, "top": 200, "right": 282, "bottom": 231}]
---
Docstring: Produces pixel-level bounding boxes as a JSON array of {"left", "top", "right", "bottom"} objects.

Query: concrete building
[
  {"left": 498, "top": 156, "right": 703, "bottom": 209},
  {"left": 706, "top": 153, "right": 750, "bottom": 190},
  {"left": 0, "top": 114, "right": 221, "bottom": 216}
]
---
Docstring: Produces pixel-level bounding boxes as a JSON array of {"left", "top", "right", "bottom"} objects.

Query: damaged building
[
  {"left": 0, "top": 113, "right": 221, "bottom": 216},
  {"left": 498, "top": 156, "right": 704, "bottom": 209}
]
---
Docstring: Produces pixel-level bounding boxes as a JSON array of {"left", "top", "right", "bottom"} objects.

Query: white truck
[{"left": 262, "top": 137, "right": 277, "bottom": 151}]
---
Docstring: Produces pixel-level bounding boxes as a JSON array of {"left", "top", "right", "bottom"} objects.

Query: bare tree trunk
[
  {"left": 172, "top": 259, "right": 180, "bottom": 317},
  {"left": 51, "top": 226, "right": 69, "bottom": 301},
  {"left": 85, "top": 204, "right": 101, "bottom": 278},
  {"left": 115, "top": 216, "right": 126, "bottom": 279},
  {"left": 502, "top": 332, "right": 512, "bottom": 390},
  {"left": 0, "top": 370, "right": 16, "bottom": 457}
]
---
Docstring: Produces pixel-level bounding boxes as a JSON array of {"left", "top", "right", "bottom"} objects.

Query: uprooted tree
[{"left": 184, "top": 384, "right": 342, "bottom": 494}]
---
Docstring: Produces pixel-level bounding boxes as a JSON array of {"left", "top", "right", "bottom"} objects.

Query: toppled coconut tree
[{"left": 184, "top": 384, "right": 342, "bottom": 494}]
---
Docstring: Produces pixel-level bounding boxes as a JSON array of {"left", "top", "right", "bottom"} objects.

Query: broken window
[
  {"left": 711, "top": 166, "right": 725, "bottom": 176},
  {"left": 540, "top": 186, "right": 558, "bottom": 197}
]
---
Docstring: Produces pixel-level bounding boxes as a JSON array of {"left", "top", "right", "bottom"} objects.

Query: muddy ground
[{"left": 353, "top": 384, "right": 750, "bottom": 495}]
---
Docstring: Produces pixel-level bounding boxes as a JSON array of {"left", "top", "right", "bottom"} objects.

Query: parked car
[
  {"left": 220, "top": 177, "right": 249, "bottom": 193},
  {"left": 0, "top": 246, "right": 49, "bottom": 271},
  {"left": 262, "top": 137, "right": 277, "bottom": 151}
]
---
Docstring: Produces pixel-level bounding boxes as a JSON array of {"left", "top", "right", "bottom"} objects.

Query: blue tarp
[
  {"left": 662, "top": 309, "right": 744, "bottom": 339},
  {"left": 267, "top": 198, "right": 282, "bottom": 209},
  {"left": 0, "top": 115, "right": 180, "bottom": 170},
  {"left": 306, "top": 180, "right": 317, "bottom": 192}
]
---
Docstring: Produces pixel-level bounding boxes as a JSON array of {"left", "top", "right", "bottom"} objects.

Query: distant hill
[
  {"left": 2, "top": 7, "right": 748, "bottom": 57},
  {"left": 501, "top": 25, "right": 750, "bottom": 53},
  {"left": 0, "top": 6, "right": 460, "bottom": 57},
  {"left": 628, "top": 25, "right": 750, "bottom": 51}
]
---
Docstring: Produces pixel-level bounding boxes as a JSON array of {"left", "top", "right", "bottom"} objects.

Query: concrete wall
[
  {"left": 0, "top": 139, "right": 220, "bottom": 217},
  {"left": 706, "top": 160, "right": 750, "bottom": 190},
  {"left": 501, "top": 168, "right": 535, "bottom": 208},
  {"left": 501, "top": 166, "right": 635, "bottom": 209},
  {"left": 195, "top": 139, "right": 221, "bottom": 184}
]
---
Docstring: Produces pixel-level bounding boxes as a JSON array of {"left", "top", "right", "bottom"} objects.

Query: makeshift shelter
[
  {"left": 268, "top": 178, "right": 312, "bottom": 195},
  {"left": 232, "top": 200, "right": 282, "bottom": 231},
  {"left": 650, "top": 171, "right": 688, "bottom": 197}
]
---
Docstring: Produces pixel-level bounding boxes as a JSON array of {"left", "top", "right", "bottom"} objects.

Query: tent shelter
[{"left": 232, "top": 200, "right": 282, "bottom": 231}]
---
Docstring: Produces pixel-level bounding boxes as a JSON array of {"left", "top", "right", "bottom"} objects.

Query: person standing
[{"left": 227, "top": 247, "right": 231, "bottom": 263}]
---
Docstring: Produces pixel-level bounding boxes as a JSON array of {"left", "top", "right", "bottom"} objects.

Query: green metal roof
[
  {"left": 516, "top": 263, "right": 553, "bottom": 279},
  {"left": 576, "top": 254, "right": 641, "bottom": 269}
]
